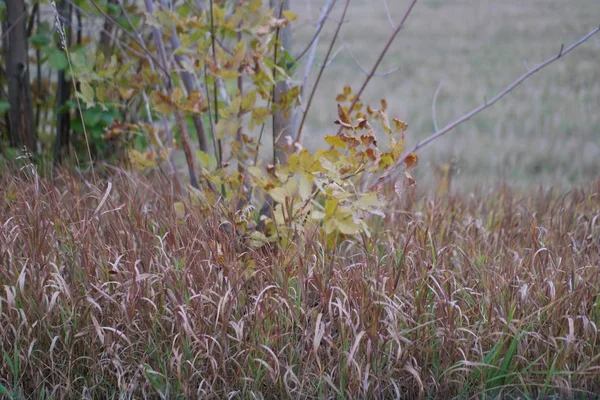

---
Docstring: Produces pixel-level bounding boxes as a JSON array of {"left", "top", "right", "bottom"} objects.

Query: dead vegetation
[{"left": 1, "top": 169, "right": 598, "bottom": 399}]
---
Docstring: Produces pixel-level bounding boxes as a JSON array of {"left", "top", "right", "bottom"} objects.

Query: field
[{"left": 294, "top": 0, "right": 599, "bottom": 191}]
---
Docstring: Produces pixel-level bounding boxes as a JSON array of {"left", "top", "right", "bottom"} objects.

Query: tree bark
[
  {"left": 6, "top": 0, "right": 35, "bottom": 153},
  {"left": 54, "top": 0, "right": 72, "bottom": 164}
]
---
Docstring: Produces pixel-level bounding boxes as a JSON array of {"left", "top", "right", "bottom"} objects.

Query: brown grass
[{"left": 1, "top": 168, "right": 599, "bottom": 399}]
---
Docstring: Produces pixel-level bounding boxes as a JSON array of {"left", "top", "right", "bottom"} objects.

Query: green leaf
[
  {"left": 48, "top": 48, "right": 68, "bottom": 70},
  {"left": 77, "top": 82, "right": 95, "bottom": 106},
  {"left": 0, "top": 100, "right": 10, "bottom": 115},
  {"left": 30, "top": 33, "right": 51, "bottom": 48},
  {"left": 0, "top": 382, "right": 8, "bottom": 395}
]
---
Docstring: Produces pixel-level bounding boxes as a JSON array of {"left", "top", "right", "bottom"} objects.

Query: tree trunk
[
  {"left": 6, "top": 0, "right": 35, "bottom": 153},
  {"left": 270, "top": 0, "right": 293, "bottom": 165},
  {"left": 54, "top": 0, "right": 72, "bottom": 164}
]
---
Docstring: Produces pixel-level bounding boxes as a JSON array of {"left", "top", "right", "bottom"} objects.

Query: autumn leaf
[
  {"left": 392, "top": 139, "right": 405, "bottom": 162},
  {"left": 251, "top": 107, "right": 271, "bottom": 128},
  {"left": 393, "top": 118, "right": 408, "bottom": 133},
  {"left": 325, "top": 135, "right": 347, "bottom": 149},
  {"left": 174, "top": 202, "right": 186, "bottom": 219},
  {"left": 337, "top": 104, "right": 352, "bottom": 126},
  {"left": 283, "top": 10, "right": 297, "bottom": 21},
  {"left": 184, "top": 91, "right": 207, "bottom": 113},
  {"left": 379, "top": 110, "right": 391, "bottom": 134},
  {"left": 405, "top": 152, "right": 418, "bottom": 169}
]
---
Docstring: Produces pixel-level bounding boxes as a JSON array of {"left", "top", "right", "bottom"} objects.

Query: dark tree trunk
[
  {"left": 54, "top": 0, "right": 73, "bottom": 164},
  {"left": 6, "top": 0, "right": 35, "bottom": 153}
]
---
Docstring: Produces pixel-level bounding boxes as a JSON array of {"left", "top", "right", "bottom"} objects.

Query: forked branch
[{"left": 372, "top": 25, "right": 600, "bottom": 189}]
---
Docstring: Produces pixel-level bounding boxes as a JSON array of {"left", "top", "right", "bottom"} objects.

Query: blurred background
[{"left": 293, "top": 0, "right": 599, "bottom": 192}]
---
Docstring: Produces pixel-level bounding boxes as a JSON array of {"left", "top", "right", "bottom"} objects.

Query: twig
[
  {"left": 293, "top": 0, "right": 338, "bottom": 62},
  {"left": 346, "top": 46, "right": 400, "bottom": 77},
  {"left": 371, "top": 25, "right": 600, "bottom": 189},
  {"left": 382, "top": 0, "right": 396, "bottom": 30},
  {"left": 336, "top": 0, "right": 418, "bottom": 135},
  {"left": 292, "top": 0, "right": 336, "bottom": 137},
  {"left": 318, "top": 43, "right": 347, "bottom": 68},
  {"left": 431, "top": 80, "right": 444, "bottom": 132}
]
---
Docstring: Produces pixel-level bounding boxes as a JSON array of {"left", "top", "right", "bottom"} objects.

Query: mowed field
[{"left": 292, "top": 0, "right": 600, "bottom": 190}]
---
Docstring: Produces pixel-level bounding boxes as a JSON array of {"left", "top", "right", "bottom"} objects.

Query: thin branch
[
  {"left": 371, "top": 25, "right": 600, "bottom": 189},
  {"left": 318, "top": 43, "right": 347, "bottom": 68},
  {"left": 337, "top": 0, "right": 418, "bottom": 135},
  {"left": 431, "top": 80, "right": 444, "bottom": 132},
  {"left": 293, "top": 0, "right": 338, "bottom": 62},
  {"left": 292, "top": 0, "right": 336, "bottom": 137},
  {"left": 346, "top": 46, "right": 400, "bottom": 77},
  {"left": 296, "top": 0, "right": 351, "bottom": 143},
  {"left": 382, "top": 0, "right": 396, "bottom": 30}
]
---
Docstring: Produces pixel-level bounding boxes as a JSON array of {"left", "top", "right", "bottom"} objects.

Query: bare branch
[
  {"left": 431, "top": 80, "right": 444, "bottom": 132},
  {"left": 382, "top": 0, "right": 396, "bottom": 30},
  {"left": 291, "top": 0, "right": 336, "bottom": 141},
  {"left": 346, "top": 46, "right": 400, "bottom": 77},
  {"left": 294, "top": 0, "right": 338, "bottom": 62},
  {"left": 319, "top": 43, "right": 347, "bottom": 68},
  {"left": 371, "top": 25, "right": 600, "bottom": 189},
  {"left": 336, "top": 0, "right": 418, "bottom": 135}
]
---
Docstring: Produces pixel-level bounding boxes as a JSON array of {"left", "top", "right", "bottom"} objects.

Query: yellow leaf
[
  {"left": 171, "top": 87, "right": 185, "bottom": 104},
  {"left": 379, "top": 110, "right": 391, "bottom": 134},
  {"left": 356, "top": 192, "right": 385, "bottom": 208},
  {"left": 325, "top": 198, "right": 339, "bottom": 218},
  {"left": 174, "top": 202, "right": 186, "bottom": 218},
  {"left": 337, "top": 104, "right": 351, "bottom": 126},
  {"left": 284, "top": 177, "right": 298, "bottom": 197},
  {"left": 392, "top": 139, "right": 405, "bottom": 162},
  {"left": 216, "top": 70, "right": 241, "bottom": 79},
  {"left": 184, "top": 90, "right": 207, "bottom": 113},
  {"left": 78, "top": 81, "right": 95, "bottom": 106},
  {"left": 325, "top": 135, "right": 347, "bottom": 149},
  {"left": 241, "top": 90, "right": 257, "bottom": 112},
  {"left": 299, "top": 174, "right": 313, "bottom": 200},
  {"left": 379, "top": 153, "right": 394, "bottom": 168},
  {"left": 336, "top": 216, "right": 360, "bottom": 235},
  {"left": 393, "top": 118, "right": 408, "bottom": 133},
  {"left": 128, "top": 149, "right": 158, "bottom": 170},
  {"left": 251, "top": 107, "right": 271, "bottom": 128},
  {"left": 311, "top": 210, "right": 326, "bottom": 221},
  {"left": 269, "top": 187, "right": 288, "bottom": 204},
  {"left": 283, "top": 10, "right": 297, "bottom": 21},
  {"left": 248, "top": 231, "right": 269, "bottom": 248}
]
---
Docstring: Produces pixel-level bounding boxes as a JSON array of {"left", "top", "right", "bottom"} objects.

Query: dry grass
[
  {"left": 294, "top": 0, "right": 600, "bottom": 191},
  {"left": 1, "top": 166, "right": 599, "bottom": 399}
]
